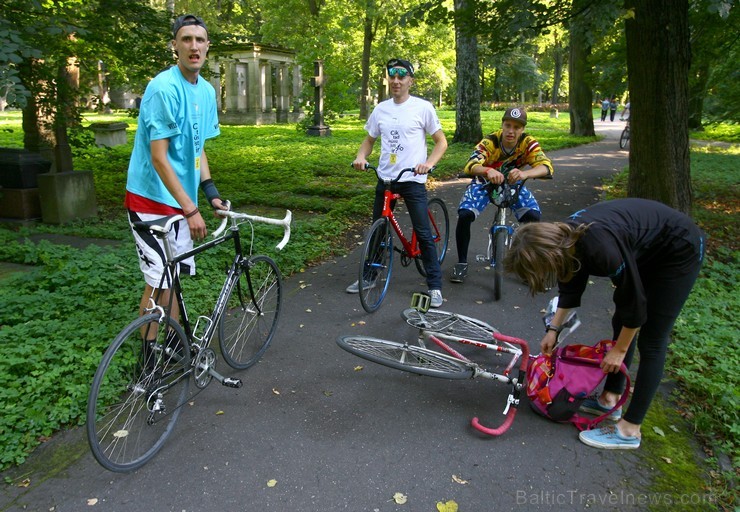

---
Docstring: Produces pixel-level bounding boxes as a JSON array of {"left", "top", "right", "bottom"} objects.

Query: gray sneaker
[
  {"left": 450, "top": 263, "right": 468, "bottom": 283},
  {"left": 346, "top": 279, "right": 376, "bottom": 294},
  {"left": 428, "top": 289, "right": 443, "bottom": 308}
]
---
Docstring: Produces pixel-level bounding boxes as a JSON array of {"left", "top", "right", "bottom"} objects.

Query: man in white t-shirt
[{"left": 348, "top": 58, "right": 448, "bottom": 307}]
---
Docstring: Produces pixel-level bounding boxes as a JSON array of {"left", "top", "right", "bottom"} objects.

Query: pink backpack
[{"left": 526, "top": 340, "right": 630, "bottom": 430}]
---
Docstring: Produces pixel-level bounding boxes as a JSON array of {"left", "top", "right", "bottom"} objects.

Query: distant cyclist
[
  {"left": 449, "top": 108, "right": 553, "bottom": 284},
  {"left": 348, "top": 58, "right": 448, "bottom": 307}
]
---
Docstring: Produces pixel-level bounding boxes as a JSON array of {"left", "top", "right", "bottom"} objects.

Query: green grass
[{"left": 689, "top": 123, "right": 740, "bottom": 143}]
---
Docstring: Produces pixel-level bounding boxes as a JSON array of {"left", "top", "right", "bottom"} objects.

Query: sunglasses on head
[{"left": 388, "top": 67, "right": 410, "bottom": 78}]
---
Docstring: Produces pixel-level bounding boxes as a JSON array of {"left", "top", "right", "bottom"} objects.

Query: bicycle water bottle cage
[{"left": 411, "top": 292, "right": 431, "bottom": 313}]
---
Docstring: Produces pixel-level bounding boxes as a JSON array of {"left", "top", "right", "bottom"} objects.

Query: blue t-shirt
[{"left": 126, "top": 65, "right": 220, "bottom": 208}]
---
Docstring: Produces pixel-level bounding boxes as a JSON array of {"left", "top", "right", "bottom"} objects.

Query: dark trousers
[
  {"left": 372, "top": 180, "right": 442, "bottom": 290},
  {"left": 605, "top": 240, "right": 704, "bottom": 425}
]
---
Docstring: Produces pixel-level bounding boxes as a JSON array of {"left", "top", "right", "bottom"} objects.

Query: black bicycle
[
  {"left": 476, "top": 179, "right": 526, "bottom": 301},
  {"left": 86, "top": 204, "right": 291, "bottom": 472}
]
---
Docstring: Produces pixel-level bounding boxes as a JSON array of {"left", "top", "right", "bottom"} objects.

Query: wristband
[
  {"left": 200, "top": 179, "right": 221, "bottom": 206},
  {"left": 545, "top": 325, "right": 562, "bottom": 334},
  {"left": 184, "top": 207, "right": 199, "bottom": 219}
]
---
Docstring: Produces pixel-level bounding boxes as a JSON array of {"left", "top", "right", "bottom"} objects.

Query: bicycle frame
[
  {"left": 379, "top": 186, "right": 423, "bottom": 259},
  {"left": 488, "top": 206, "right": 516, "bottom": 265},
  {"left": 137, "top": 208, "right": 291, "bottom": 383},
  {"left": 375, "top": 170, "right": 443, "bottom": 261}
]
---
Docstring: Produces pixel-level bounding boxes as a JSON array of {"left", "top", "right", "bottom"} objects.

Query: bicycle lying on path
[
  {"left": 337, "top": 294, "right": 580, "bottom": 436},
  {"left": 475, "top": 178, "right": 527, "bottom": 301},
  {"left": 86, "top": 204, "right": 291, "bottom": 472},
  {"left": 356, "top": 164, "right": 449, "bottom": 313}
]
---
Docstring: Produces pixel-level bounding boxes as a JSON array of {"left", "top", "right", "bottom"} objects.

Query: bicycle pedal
[
  {"left": 222, "top": 377, "right": 242, "bottom": 388},
  {"left": 411, "top": 292, "right": 431, "bottom": 313}
]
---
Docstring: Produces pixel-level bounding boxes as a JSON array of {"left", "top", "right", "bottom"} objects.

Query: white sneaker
[
  {"left": 428, "top": 289, "right": 443, "bottom": 308},
  {"left": 346, "top": 279, "right": 376, "bottom": 294}
]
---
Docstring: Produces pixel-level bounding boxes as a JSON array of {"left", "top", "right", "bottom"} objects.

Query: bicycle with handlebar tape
[
  {"left": 336, "top": 294, "right": 580, "bottom": 436},
  {"left": 86, "top": 203, "right": 291, "bottom": 472}
]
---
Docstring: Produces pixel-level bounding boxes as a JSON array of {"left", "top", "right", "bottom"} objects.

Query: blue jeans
[{"left": 372, "top": 180, "right": 442, "bottom": 290}]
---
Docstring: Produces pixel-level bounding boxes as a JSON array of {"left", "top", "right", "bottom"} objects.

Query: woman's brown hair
[{"left": 503, "top": 222, "right": 590, "bottom": 295}]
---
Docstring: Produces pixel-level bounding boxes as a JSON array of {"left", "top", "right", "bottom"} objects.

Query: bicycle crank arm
[{"left": 207, "top": 366, "right": 243, "bottom": 388}]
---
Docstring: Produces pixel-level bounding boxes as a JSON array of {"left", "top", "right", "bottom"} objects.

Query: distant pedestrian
[
  {"left": 600, "top": 98, "right": 609, "bottom": 122},
  {"left": 609, "top": 97, "right": 618, "bottom": 121}
]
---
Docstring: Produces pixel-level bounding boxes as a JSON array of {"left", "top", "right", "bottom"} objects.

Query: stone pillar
[
  {"left": 292, "top": 65, "right": 303, "bottom": 113},
  {"left": 262, "top": 60, "right": 273, "bottom": 112},
  {"left": 247, "top": 57, "right": 261, "bottom": 113},
  {"left": 275, "top": 63, "right": 290, "bottom": 123},
  {"left": 236, "top": 63, "right": 248, "bottom": 111},
  {"left": 208, "top": 61, "right": 221, "bottom": 111},
  {"left": 225, "top": 61, "right": 239, "bottom": 112}
]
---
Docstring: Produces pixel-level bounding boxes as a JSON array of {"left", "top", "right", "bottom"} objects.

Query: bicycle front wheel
[
  {"left": 359, "top": 218, "right": 393, "bottom": 313},
  {"left": 219, "top": 255, "right": 283, "bottom": 370},
  {"left": 337, "top": 335, "right": 474, "bottom": 379},
  {"left": 619, "top": 127, "right": 630, "bottom": 149},
  {"left": 87, "top": 313, "right": 190, "bottom": 473},
  {"left": 415, "top": 197, "right": 450, "bottom": 276},
  {"left": 401, "top": 308, "right": 498, "bottom": 341},
  {"left": 492, "top": 228, "right": 508, "bottom": 301}
]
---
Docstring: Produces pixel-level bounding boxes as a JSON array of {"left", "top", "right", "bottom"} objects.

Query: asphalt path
[{"left": 1, "top": 120, "right": 652, "bottom": 512}]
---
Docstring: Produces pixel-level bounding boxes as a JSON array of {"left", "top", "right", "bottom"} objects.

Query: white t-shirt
[{"left": 365, "top": 95, "right": 443, "bottom": 183}]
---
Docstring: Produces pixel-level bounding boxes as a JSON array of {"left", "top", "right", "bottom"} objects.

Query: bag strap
[{"left": 572, "top": 363, "right": 631, "bottom": 431}]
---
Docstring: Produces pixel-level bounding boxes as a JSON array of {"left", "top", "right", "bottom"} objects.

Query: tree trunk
[
  {"left": 568, "top": 0, "right": 595, "bottom": 136},
  {"left": 625, "top": 0, "right": 692, "bottom": 213},
  {"left": 687, "top": 61, "right": 709, "bottom": 131},
  {"left": 358, "top": 4, "right": 374, "bottom": 120},
  {"left": 551, "top": 37, "right": 564, "bottom": 104},
  {"left": 452, "top": 0, "right": 481, "bottom": 143}
]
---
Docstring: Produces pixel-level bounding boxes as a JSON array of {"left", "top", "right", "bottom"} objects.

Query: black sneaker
[{"left": 450, "top": 263, "right": 468, "bottom": 283}]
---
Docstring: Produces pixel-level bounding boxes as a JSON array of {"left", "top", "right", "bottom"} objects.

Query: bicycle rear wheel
[
  {"left": 415, "top": 197, "right": 450, "bottom": 276},
  {"left": 337, "top": 335, "right": 474, "bottom": 379},
  {"left": 87, "top": 314, "right": 190, "bottom": 472},
  {"left": 401, "top": 308, "right": 498, "bottom": 341},
  {"left": 492, "top": 228, "right": 508, "bottom": 301},
  {"left": 219, "top": 255, "right": 282, "bottom": 370},
  {"left": 359, "top": 218, "right": 393, "bottom": 313}
]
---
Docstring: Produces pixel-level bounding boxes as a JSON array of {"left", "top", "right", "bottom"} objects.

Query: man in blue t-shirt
[{"left": 125, "top": 14, "right": 226, "bottom": 320}]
